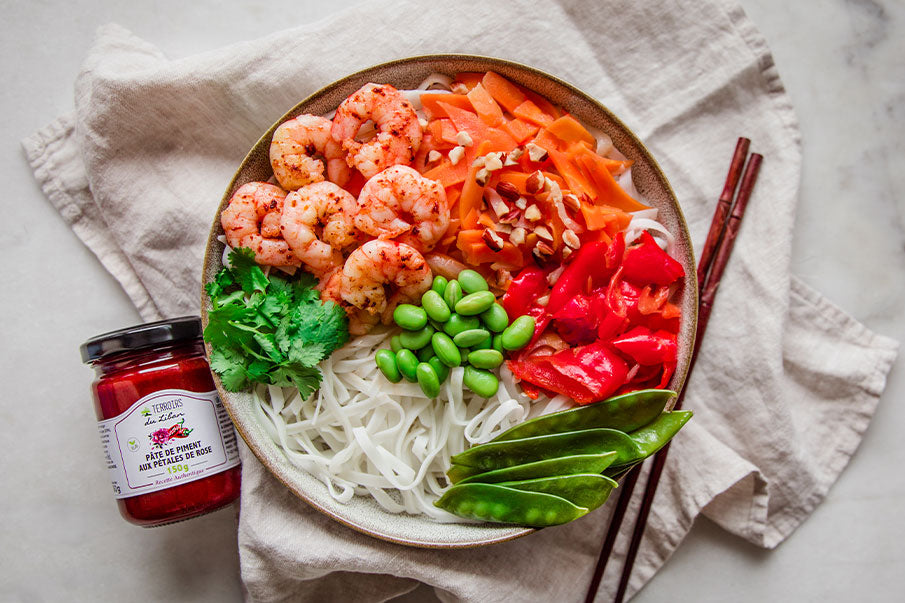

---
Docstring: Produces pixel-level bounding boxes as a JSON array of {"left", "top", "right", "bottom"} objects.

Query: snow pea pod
[
  {"left": 496, "top": 473, "right": 618, "bottom": 510},
  {"left": 434, "top": 483, "right": 588, "bottom": 527},
  {"left": 454, "top": 452, "right": 618, "bottom": 485},
  {"left": 627, "top": 410, "right": 693, "bottom": 459},
  {"left": 492, "top": 389, "right": 676, "bottom": 442},
  {"left": 450, "top": 428, "right": 641, "bottom": 471}
]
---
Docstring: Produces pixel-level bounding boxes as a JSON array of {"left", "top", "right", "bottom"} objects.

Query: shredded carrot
[
  {"left": 547, "top": 115, "right": 596, "bottom": 148},
  {"left": 502, "top": 117, "right": 540, "bottom": 144},
  {"left": 467, "top": 83, "right": 504, "bottom": 127},
  {"left": 512, "top": 100, "right": 555, "bottom": 127},
  {"left": 459, "top": 141, "right": 490, "bottom": 229},
  {"left": 453, "top": 72, "right": 484, "bottom": 91},
  {"left": 577, "top": 153, "right": 650, "bottom": 212},
  {"left": 420, "top": 93, "right": 473, "bottom": 120},
  {"left": 481, "top": 71, "right": 527, "bottom": 113}
]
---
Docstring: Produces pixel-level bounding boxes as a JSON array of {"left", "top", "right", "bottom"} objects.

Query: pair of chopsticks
[{"left": 584, "top": 138, "right": 763, "bottom": 603}]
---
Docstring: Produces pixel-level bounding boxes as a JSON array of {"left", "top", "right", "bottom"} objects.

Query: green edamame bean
[
  {"left": 453, "top": 452, "right": 618, "bottom": 485},
  {"left": 492, "top": 389, "right": 677, "bottom": 442},
  {"left": 463, "top": 365, "right": 499, "bottom": 398},
  {"left": 416, "top": 362, "right": 441, "bottom": 398},
  {"left": 431, "top": 332, "right": 461, "bottom": 367},
  {"left": 480, "top": 303, "right": 509, "bottom": 333},
  {"left": 627, "top": 410, "right": 693, "bottom": 459},
  {"left": 433, "top": 483, "right": 588, "bottom": 527},
  {"left": 455, "top": 291, "right": 496, "bottom": 316},
  {"left": 450, "top": 428, "right": 641, "bottom": 471},
  {"left": 497, "top": 474, "right": 617, "bottom": 511},
  {"left": 501, "top": 315, "right": 536, "bottom": 350},
  {"left": 467, "top": 349, "right": 504, "bottom": 369},
  {"left": 393, "top": 304, "right": 427, "bottom": 330},
  {"left": 375, "top": 349, "right": 402, "bottom": 383},
  {"left": 443, "top": 313, "right": 480, "bottom": 337},
  {"left": 431, "top": 275, "right": 448, "bottom": 297},
  {"left": 417, "top": 344, "right": 436, "bottom": 362},
  {"left": 443, "top": 280, "right": 463, "bottom": 310},
  {"left": 453, "top": 328, "right": 491, "bottom": 348},
  {"left": 421, "top": 290, "right": 451, "bottom": 323},
  {"left": 395, "top": 349, "right": 419, "bottom": 382},
  {"left": 492, "top": 334, "right": 504, "bottom": 354},
  {"left": 390, "top": 335, "right": 403, "bottom": 353},
  {"left": 428, "top": 356, "right": 450, "bottom": 383},
  {"left": 399, "top": 325, "right": 433, "bottom": 350},
  {"left": 470, "top": 334, "right": 493, "bottom": 351},
  {"left": 457, "top": 269, "right": 489, "bottom": 293}
]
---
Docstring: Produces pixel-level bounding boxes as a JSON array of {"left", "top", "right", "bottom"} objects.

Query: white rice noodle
[
  {"left": 416, "top": 73, "right": 454, "bottom": 91},
  {"left": 625, "top": 216, "right": 677, "bottom": 257},
  {"left": 252, "top": 329, "right": 557, "bottom": 520}
]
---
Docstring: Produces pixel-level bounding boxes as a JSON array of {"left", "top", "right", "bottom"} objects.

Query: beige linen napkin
[{"left": 24, "top": 0, "right": 898, "bottom": 600}]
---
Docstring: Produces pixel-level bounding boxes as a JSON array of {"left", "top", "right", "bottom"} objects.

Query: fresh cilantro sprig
[{"left": 204, "top": 248, "right": 349, "bottom": 397}]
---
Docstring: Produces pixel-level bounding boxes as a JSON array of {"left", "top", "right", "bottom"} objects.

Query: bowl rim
[{"left": 201, "top": 53, "right": 697, "bottom": 549}]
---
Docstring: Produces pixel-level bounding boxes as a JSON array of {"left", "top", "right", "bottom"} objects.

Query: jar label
[{"left": 97, "top": 389, "right": 240, "bottom": 499}]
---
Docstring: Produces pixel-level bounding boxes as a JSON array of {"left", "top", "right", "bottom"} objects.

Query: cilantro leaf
[
  {"left": 228, "top": 248, "right": 270, "bottom": 294},
  {"left": 271, "top": 364, "right": 323, "bottom": 399},
  {"left": 208, "top": 347, "right": 249, "bottom": 392},
  {"left": 203, "top": 256, "right": 350, "bottom": 398}
]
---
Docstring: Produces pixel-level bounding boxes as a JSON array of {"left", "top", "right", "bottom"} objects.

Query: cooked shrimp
[
  {"left": 331, "top": 83, "right": 423, "bottom": 179},
  {"left": 320, "top": 270, "right": 380, "bottom": 336},
  {"left": 280, "top": 182, "right": 359, "bottom": 277},
  {"left": 221, "top": 182, "right": 300, "bottom": 266},
  {"left": 270, "top": 114, "right": 350, "bottom": 190},
  {"left": 354, "top": 165, "right": 449, "bottom": 252},
  {"left": 340, "top": 240, "right": 432, "bottom": 319}
]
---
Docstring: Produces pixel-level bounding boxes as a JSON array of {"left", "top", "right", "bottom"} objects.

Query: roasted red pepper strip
[
  {"left": 508, "top": 340, "right": 628, "bottom": 405},
  {"left": 612, "top": 326, "right": 677, "bottom": 365},
  {"left": 547, "top": 241, "right": 604, "bottom": 313},
  {"left": 501, "top": 266, "right": 548, "bottom": 319},
  {"left": 621, "top": 231, "right": 685, "bottom": 285},
  {"left": 551, "top": 294, "right": 598, "bottom": 345}
]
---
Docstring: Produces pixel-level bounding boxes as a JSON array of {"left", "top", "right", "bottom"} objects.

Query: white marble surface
[{"left": 1, "top": 0, "right": 902, "bottom": 601}]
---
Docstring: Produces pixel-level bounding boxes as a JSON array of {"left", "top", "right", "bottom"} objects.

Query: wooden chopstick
[
  {"left": 583, "top": 138, "right": 762, "bottom": 603},
  {"left": 611, "top": 150, "right": 763, "bottom": 603}
]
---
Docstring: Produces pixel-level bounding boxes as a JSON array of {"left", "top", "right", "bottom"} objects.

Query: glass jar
[{"left": 81, "top": 316, "right": 241, "bottom": 527}]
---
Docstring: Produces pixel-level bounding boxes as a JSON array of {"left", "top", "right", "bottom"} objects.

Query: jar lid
[{"left": 80, "top": 316, "right": 203, "bottom": 364}]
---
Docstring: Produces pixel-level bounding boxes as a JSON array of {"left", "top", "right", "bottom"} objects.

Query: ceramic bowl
[{"left": 201, "top": 54, "right": 697, "bottom": 548}]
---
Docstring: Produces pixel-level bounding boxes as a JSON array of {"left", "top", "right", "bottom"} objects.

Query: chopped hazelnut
[
  {"left": 524, "top": 205, "right": 542, "bottom": 221},
  {"left": 563, "top": 193, "right": 581, "bottom": 212},
  {"left": 475, "top": 167, "right": 491, "bottom": 187},
  {"left": 510, "top": 227, "right": 527, "bottom": 246},
  {"left": 482, "top": 229, "right": 505, "bottom": 252},
  {"left": 526, "top": 170, "right": 545, "bottom": 194},
  {"left": 495, "top": 181, "right": 520, "bottom": 202},
  {"left": 515, "top": 196, "right": 528, "bottom": 210},
  {"left": 563, "top": 229, "right": 581, "bottom": 249},
  {"left": 484, "top": 152, "right": 504, "bottom": 171},
  {"left": 427, "top": 150, "right": 442, "bottom": 163},
  {"left": 544, "top": 178, "right": 563, "bottom": 203},
  {"left": 536, "top": 294, "right": 550, "bottom": 307},
  {"left": 562, "top": 247, "right": 573, "bottom": 259},
  {"left": 418, "top": 117, "right": 429, "bottom": 129},
  {"left": 525, "top": 142, "right": 549, "bottom": 162},
  {"left": 455, "top": 131, "right": 474, "bottom": 147},
  {"left": 450, "top": 82, "right": 469, "bottom": 95},
  {"left": 534, "top": 225, "right": 554, "bottom": 241},
  {"left": 448, "top": 146, "right": 465, "bottom": 166},
  {"left": 532, "top": 241, "right": 555, "bottom": 266}
]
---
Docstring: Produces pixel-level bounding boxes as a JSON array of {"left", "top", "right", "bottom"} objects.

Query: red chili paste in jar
[{"left": 81, "top": 316, "right": 241, "bottom": 527}]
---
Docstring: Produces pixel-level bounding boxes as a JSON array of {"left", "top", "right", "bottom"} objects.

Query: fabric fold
[{"left": 23, "top": 0, "right": 898, "bottom": 601}]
